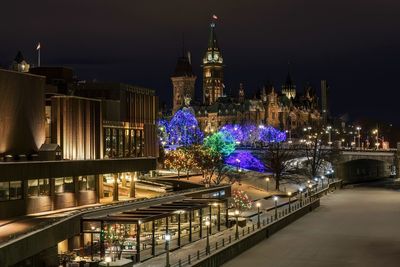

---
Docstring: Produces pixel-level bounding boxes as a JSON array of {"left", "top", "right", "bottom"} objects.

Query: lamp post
[
  {"left": 287, "top": 192, "right": 292, "bottom": 212},
  {"left": 373, "top": 128, "right": 379, "bottom": 150},
  {"left": 356, "top": 126, "right": 361, "bottom": 150},
  {"left": 213, "top": 202, "right": 221, "bottom": 232},
  {"left": 265, "top": 177, "right": 270, "bottom": 191},
  {"left": 165, "top": 233, "right": 171, "bottom": 267},
  {"left": 205, "top": 220, "right": 210, "bottom": 254},
  {"left": 256, "top": 202, "right": 261, "bottom": 228},
  {"left": 299, "top": 187, "right": 303, "bottom": 206},
  {"left": 234, "top": 209, "right": 239, "bottom": 239},
  {"left": 308, "top": 184, "right": 313, "bottom": 201},
  {"left": 314, "top": 177, "right": 319, "bottom": 189},
  {"left": 235, "top": 158, "right": 241, "bottom": 172},
  {"left": 273, "top": 196, "right": 278, "bottom": 220}
]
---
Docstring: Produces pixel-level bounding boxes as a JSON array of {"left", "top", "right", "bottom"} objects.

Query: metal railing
[{"left": 168, "top": 180, "right": 341, "bottom": 267}]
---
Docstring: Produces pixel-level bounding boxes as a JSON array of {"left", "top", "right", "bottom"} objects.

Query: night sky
[{"left": 1, "top": 0, "right": 399, "bottom": 125}]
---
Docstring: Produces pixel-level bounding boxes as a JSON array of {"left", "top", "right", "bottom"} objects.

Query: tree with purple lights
[
  {"left": 259, "top": 125, "right": 287, "bottom": 143},
  {"left": 220, "top": 124, "right": 244, "bottom": 144},
  {"left": 225, "top": 151, "right": 265, "bottom": 172},
  {"left": 168, "top": 108, "right": 203, "bottom": 147}
]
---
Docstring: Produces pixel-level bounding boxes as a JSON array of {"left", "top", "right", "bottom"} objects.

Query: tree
[
  {"left": 179, "top": 148, "right": 197, "bottom": 180},
  {"left": 168, "top": 108, "right": 203, "bottom": 147},
  {"left": 300, "top": 126, "right": 339, "bottom": 179},
  {"left": 263, "top": 141, "right": 293, "bottom": 190},
  {"left": 203, "top": 131, "right": 236, "bottom": 157},
  {"left": 164, "top": 149, "right": 185, "bottom": 178},
  {"left": 105, "top": 224, "right": 129, "bottom": 261},
  {"left": 261, "top": 127, "right": 291, "bottom": 190},
  {"left": 232, "top": 189, "right": 253, "bottom": 211}
]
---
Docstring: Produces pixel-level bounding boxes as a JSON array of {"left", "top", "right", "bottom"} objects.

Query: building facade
[
  {"left": 202, "top": 22, "right": 224, "bottom": 105},
  {"left": 170, "top": 22, "right": 324, "bottom": 136},
  {"left": 0, "top": 68, "right": 159, "bottom": 220}
]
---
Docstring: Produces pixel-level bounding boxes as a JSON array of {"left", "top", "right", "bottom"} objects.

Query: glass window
[
  {"left": 28, "top": 179, "right": 38, "bottom": 196},
  {"left": 55, "top": 177, "right": 74, "bottom": 193},
  {"left": 79, "top": 175, "right": 95, "bottom": 191},
  {"left": 0, "top": 182, "right": 9, "bottom": 201},
  {"left": 28, "top": 179, "right": 50, "bottom": 197},
  {"left": 9, "top": 181, "right": 22, "bottom": 200}
]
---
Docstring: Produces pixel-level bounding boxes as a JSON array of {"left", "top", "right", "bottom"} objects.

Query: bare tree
[
  {"left": 300, "top": 127, "right": 339, "bottom": 179},
  {"left": 263, "top": 142, "right": 293, "bottom": 190}
]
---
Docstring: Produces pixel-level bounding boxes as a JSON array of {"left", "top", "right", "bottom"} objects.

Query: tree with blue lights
[{"left": 168, "top": 108, "right": 203, "bottom": 147}]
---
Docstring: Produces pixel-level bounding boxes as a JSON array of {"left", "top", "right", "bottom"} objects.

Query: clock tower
[{"left": 202, "top": 22, "right": 224, "bottom": 105}]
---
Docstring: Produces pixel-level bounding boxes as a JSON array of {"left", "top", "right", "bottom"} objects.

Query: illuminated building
[
  {"left": 202, "top": 21, "right": 224, "bottom": 105},
  {"left": 171, "top": 51, "right": 196, "bottom": 113}
]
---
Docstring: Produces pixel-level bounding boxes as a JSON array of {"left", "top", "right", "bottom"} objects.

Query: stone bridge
[
  {"left": 237, "top": 145, "right": 400, "bottom": 183},
  {"left": 334, "top": 149, "right": 398, "bottom": 183}
]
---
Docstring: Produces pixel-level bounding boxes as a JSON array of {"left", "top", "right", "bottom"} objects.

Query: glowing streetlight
[
  {"left": 287, "top": 192, "right": 292, "bottom": 212},
  {"left": 205, "top": 220, "right": 211, "bottom": 254},
  {"left": 265, "top": 177, "right": 270, "bottom": 191},
  {"left": 165, "top": 233, "right": 171, "bottom": 267},
  {"left": 273, "top": 196, "right": 279, "bottom": 219},
  {"left": 234, "top": 209, "right": 240, "bottom": 239},
  {"left": 256, "top": 202, "right": 261, "bottom": 228}
]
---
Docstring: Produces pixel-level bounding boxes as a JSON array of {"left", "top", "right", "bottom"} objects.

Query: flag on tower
[
  {"left": 36, "top": 42, "right": 41, "bottom": 50},
  {"left": 212, "top": 14, "right": 218, "bottom": 20}
]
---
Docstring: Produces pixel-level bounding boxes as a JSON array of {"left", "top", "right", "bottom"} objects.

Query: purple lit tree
[
  {"left": 225, "top": 151, "right": 265, "bottom": 172},
  {"left": 259, "top": 126, "right": 287, "bottom": 143},
  {"left": 220, "top": 124, "right": 244, "bottom": 144},
  {"left": 168, "top": 108, "right": 203, "bottom": 147}
]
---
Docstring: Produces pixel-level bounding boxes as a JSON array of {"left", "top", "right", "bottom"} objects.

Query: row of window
[
  {"left": 0, "top": 176, "right": 96, "bottom": 201},
  {"left": 104, "top": 128, "right": 144, "bottom": 158}
]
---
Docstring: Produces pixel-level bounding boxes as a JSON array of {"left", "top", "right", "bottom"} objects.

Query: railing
[{"left": 168, "top": 180, "right": 341, "bottom": 267}]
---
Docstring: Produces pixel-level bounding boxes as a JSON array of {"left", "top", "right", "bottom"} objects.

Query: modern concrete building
[{"left": 0, "top": 69, "right": 159, "bottom": 219}]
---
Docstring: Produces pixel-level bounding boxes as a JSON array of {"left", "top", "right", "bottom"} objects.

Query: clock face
[
  {"left": 214, "top": 54, "right": 219, "bottom": 60},
  {"left": 207, "top": 54, "right": 212, "bottom": 61}
]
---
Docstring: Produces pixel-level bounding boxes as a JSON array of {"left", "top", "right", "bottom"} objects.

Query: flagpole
[
  {"left": 37, "top": 42, "right": 41, "bottom": 67},
  {"left": 38, "top": 47, "right": 41, "bottom": 67}
]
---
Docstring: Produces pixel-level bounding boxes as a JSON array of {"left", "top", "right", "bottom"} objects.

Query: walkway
[{"left": 223, "top": 187, "right": 400, "bottom": 267}]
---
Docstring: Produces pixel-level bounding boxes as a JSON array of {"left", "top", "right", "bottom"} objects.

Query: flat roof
[{"left": 83, "top": 199, "right": 222, "bottom": 223}]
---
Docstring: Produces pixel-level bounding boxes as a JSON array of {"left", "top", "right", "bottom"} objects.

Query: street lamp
[
  {"left": 235, "top": 158, "right": 241, "bottom": 172},
  {"left": 265, "top": 177, "right": 270, "bottom": 191},
  {"left": 256, "top": 202, "right": 261, "bottom": 228},
  {"left": 299, "top": 187, "right": 303, "bottom": 206},
  {"left": 205, "top": 220, "right": 210, "bottom": 254},
  {"left": 356, "top": 126, "right": 361, "bottom": 149},
  {"left": 287, "top": 192, "right": 292, "bottom": 212},
  {"left": 165, "top": 233, "right": 171, "bottom": 267},
  {"left": 273, "top": 196, "right": 278, "bottom": 219},
  {"left": 308, "top": 184, "right": 313, "bottom": 201},
  {"left": 234, "top": 209, "right": 240, "bottom": 239},
  {"left": 314, "top": 177, "right": 319, "bottom": 189}
]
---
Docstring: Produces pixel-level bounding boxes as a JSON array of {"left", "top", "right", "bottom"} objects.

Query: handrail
[{"left": 167, "top": 180, "right": 341, "bottom": 267}]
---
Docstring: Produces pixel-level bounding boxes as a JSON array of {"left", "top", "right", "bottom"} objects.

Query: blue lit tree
[
  {"left": 259, "top": 125, "right": 287, "bottom": 143},
  {"left": 220, "top": 124, "right": 244, "bottom": 144},
  {"left": 168, "top": 108, "right": 203, "bottom": 147},
  {"left": 225, "top": 151, "right": 265, "bottom": 172},
  {"left": 157, "top": 118, "right": 170, "bottom": 146}
]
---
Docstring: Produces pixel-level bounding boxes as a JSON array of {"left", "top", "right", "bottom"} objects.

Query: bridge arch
[{"left": 336, "top": 158, "right": 392, "bottom": 183}]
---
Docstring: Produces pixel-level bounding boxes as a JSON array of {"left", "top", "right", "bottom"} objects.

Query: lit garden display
[
  {"left": 225, "top": 151, "right": 265, "bottom": 172},
  {"left": 203, "top": 131, "right": 236, "bottom": 157},
  {"left": 158, "top": 108, "right": 203, "bottom": 147},
  {"left": 232, "top": 189, "right": 253, "bottom": 210}
]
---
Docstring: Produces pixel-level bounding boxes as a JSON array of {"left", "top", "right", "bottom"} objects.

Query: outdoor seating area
[{"left": 78, "top": 198, "right": 228, "bottom": 264}]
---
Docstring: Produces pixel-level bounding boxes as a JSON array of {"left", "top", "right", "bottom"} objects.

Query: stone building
[{"left": 169, "top": 21, "right": 325, "bottom": 137}]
